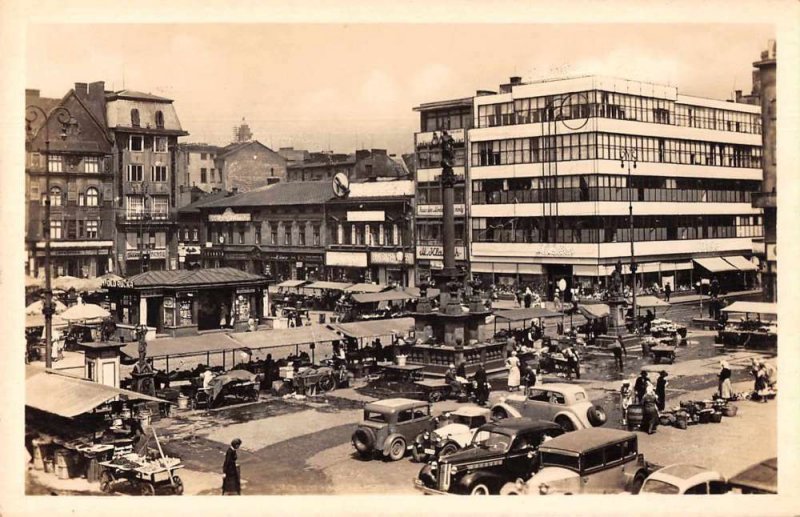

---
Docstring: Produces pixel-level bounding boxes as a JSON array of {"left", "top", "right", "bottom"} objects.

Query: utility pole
[{"left": 620, "top": 148, "right": 638, "bottom": 333}]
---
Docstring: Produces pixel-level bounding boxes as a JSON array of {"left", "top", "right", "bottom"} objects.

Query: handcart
[
  {"left": 98, "top": 455, "right": 184, "bottom": 495},
  {"left": 650, "top": 343, "right": 677, "bottom": 364}
]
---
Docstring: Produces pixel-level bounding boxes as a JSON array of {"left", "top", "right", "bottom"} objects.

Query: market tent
[
  {"left": 121, "top": 333, "right": 242, "bottom": 360},
  {"left": 59, "top": 302, "right": 110, "bottom": 323},
  {"left": 25, "top": 313, "right": 67, "bottom": 328},
  {"left": 26, "top": 299, "right": 68, "bottom": 315},
  {"left": 25, "top": 275, "right": 44, "bottom": 288},
  {"left": 52, "top": 276, "right": 100, "bottom": 292},
  {"left": 344, "top": 283, "right": 388, "bottom": 293},
  {"left": 494, "top": 307, "right": 563, "bottom": 321},
  {"left": 276, "top": 279, "right": 309, "bottom": 289},
  {"left": 403, "top": 286, "right": 441, "bottom": 298},
  {"left": 26, "top": 366, "right": 168, "bottom": 418},
  {"left": 333, "top": 317, "right": 415, "bottom": 339},
  {"left": 229, "top": 325, "right": 341, "bottom": 350},
  {"left": 305, "top": 281, "right": 354, "bottom": 291},
  {"left": 579, "top": 303, "right": 610, "bottom": 319},
  {"left": 351, "top": 291, "right": 414, "bottom": 304},
  {"left": 722, "top": 301, "right": 778, "bottom": 316},
  {"left": 722, "top": 255, "right": 759, "bottom": 272},
  {"left": 693, "top": 257, "right": 738, "bottom": 273},
  {"left": 630, "top": 296, "right": 671, "bottom": 309}
]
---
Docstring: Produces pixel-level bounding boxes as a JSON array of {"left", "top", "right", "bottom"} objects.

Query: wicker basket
[{"left": 722, "top": 404, "right": 738, "bottom": 417}]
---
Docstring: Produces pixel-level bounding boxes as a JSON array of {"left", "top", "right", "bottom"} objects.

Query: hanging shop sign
[
  {"left": 416, "top": 246, "right": 466, "bottom": 260},
  {"left": 209, "top": 208, "right": 251, "bottom": 222},
  {"left": 102, "top": 278, "right": 135, "bottom": 289}
]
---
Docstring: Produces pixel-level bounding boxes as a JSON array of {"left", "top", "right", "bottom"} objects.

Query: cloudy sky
[{"left": 26, "top": 23, "right": 773, "bottom": 155}]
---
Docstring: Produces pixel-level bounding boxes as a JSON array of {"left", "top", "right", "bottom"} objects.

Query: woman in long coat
[
  {"left": 718, "top": 361, "right": 733, "bottom": 399},
  {"left": 223, "top": 438, "right": 242, "bottom": 495},
  {"left": 641, "top": 386, "right": 660, "bottom": 434},
  {"left": 506, "top": 351, "right": 521, "bottom": 391}
]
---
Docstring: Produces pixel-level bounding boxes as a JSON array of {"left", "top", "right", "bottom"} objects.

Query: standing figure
[
  {"left": 564, "top": 346, "right": 580, "bottom": 380},
  {"left": 664, "top": 282, "right": 672, "bottom": 302},
  {"left": 610, "top": 338, "right": 626, "bottom": 372},
  {"left": 634, "top": 370, "right": 650, "bottom": 404},
  {"left": 641, "top": 386, "right": 659, "bottom": 434},
  {"left": 506, "top": 351, "right": 521, "bottom": 391},
  {"left": 755, "top": 363, "right": 769, "bottom": 403},
  {"left": 222, "top": 438, "right": 242, "bottom": 495},
  {"left": 655, "top": 370, "right": 668, "bottom": 411},
  {"left": 718, "top": 361, "right": 733, "bottom": 399},
  {"left": 523, "top": 287, "right": 533, "bottom": 309},
  {"left": 474, "top": 363, "right": 490, "bottom": 406}
]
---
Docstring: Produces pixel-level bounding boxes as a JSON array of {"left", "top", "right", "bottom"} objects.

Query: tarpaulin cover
[
  {"left": 333, "top": 317, "right": 414, "bottom": 339},
  {"left": 721, "top": 301, "right": 778, "bottom": 316},
  {"left": 494, "top": 307, "right": 563, "bottom": 321}
]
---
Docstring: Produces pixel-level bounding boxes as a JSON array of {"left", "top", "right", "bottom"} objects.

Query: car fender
[
  {"left": 554, "top": 410, "right": 584, "bottom": 429},
  {"left": 382, "top": 432, "right": 409, "bottom": 456},
  {"left": 457, "top": 470, "right": 506, "bottom": 494},
  {"left": 491, "top": 402, "right": 522, "bottom": 419}
]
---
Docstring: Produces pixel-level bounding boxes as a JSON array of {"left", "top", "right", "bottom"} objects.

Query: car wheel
[
  {"left": 388, "top": 437, "right": 406, "bottom": 461},
  {"left": 491, "top": 407, "right": 509, "bottom": 420},
  {"left": 352, "top": 428, "right": 376, "bottom": 456},
  {"left": 630, "top": 472, "right": 647, "bottom": 494},
  {"left": 499, "top": 482, "right": 519, "bottom": 495},
  {"left": 428, "top": 390, "right": 442, "bottom": 403},
  {"left": 469, "top": 482, "right": 492, "bottom": 495},
  {"left": 440, "top": 442, "right": 459, "bottom": 458},
  {"left": 171, "top": 475, "right": 184, "bottom": 495},
  {"left": 587, "top": 406, "right": 607, "bottom": 427},
  {"left": 555, "top": 416, "right": 575, "bottom": 432}
]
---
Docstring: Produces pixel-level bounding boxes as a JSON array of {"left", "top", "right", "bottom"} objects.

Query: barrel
[
  {"left": 32, "top": 439, "right": 45, "bottom": 470},
  {"left": 138, "top": 408, "right": 153, "bottom": 428},
  {"left": 627, "top": 405, "right": 644, "bottom": 427},
  {"left": 177, "top": 394, "right": 189, "bottom": 410},
  {"left": 43, "top": 459, "right": 55, "bottom": 474},
  {"left": 710, "top": 411, "right": 723, "bottom": 423}
]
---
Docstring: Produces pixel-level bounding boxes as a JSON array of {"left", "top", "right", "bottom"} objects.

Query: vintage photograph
[{"left": 13, "top": 13, "right": 790, "bottom": 504}]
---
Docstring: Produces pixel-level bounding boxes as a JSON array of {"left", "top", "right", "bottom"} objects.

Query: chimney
[{"left": 510, "top": 76, "right": 522, "bottom": 85}]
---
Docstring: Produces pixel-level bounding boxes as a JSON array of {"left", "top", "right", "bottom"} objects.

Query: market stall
[{"left": 718, "top": 301, "right": 777, "bottom": 350}]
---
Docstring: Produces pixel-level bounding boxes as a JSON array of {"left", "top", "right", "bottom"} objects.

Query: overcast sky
[{"left": 26, "top": 23, "right": 773, "bottom": 155}]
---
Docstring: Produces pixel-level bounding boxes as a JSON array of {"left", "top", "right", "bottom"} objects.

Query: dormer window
[
  {"left": 155, "top": 110, "right": 164, "bottom": 128},
  {"left": 131, "top": 108, "right": 140, "bottom": 127}
]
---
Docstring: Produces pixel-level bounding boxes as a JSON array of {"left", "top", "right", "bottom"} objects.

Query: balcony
[{"left": 116, "top": 211, "right": 176, "bottom": 225}]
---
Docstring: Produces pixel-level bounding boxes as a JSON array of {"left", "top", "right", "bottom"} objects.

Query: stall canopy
[
  {"left": 59, "top": 302, "right": 110, "bottom": 323},
  {"left": 26, "top": 299, "right": 68, "bottom": 315},
  {"left": 276, "top": 279, "right": 307, "bottom": 288},
  {"left": 629, "top": 296, "right": 671, "bottom": 309},
  {"left": 351, "top": 291, "right": 414, "bottom": 304},
  {"left": 693, "top": 257, "right": 738, "bottom": 273},
  {"left": 26, "top": 367, "right": 167, "bottom": 418},
  {"left": 722, "top": 301, "right": 778, "bottom": 316},
  {"left": 494, "top": 307, "right": 563, "bottom": 321},
  {"left": 403, "top": 287, "right": 441, "bottom": 299},
  {"left": 333, "top": 317, "right": 415, "bottom": 339},
  {"left": 25, "top": 275, "right": 44, "bottom": 288},
  {"left": 121, "top": 333, "right": 242, "bottom": 360},
  {"left": 579, "top": 303, "right": 610, "bottom": 319},
  {"left": 25, "top": 313, "right": 67, "bottom": 329},
  {"left": 230, "top": 325, "right": 341, "bottom": 349},
  {"left": 722, "top": 255, "right": 758, "bottom": 272},
  {"left": 305, "top": 281, "right": 354, "bottom": 291},
  {"left": 344, "top": 283, "right": 388, "bottom": 293}
]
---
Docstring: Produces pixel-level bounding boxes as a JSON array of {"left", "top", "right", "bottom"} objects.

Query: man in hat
[
  {"left": 222, "top": 438, "right": 242, "bottom": 495},
  {"left": 655, "top": 371, "right": 668, "bottom": 411},
  {"left": 474, "top": 363, "right": 490, "bottom": 405},
  {"left": 634, "top": 370, "right": 650, "bottom": 405},
  {"left": 445, "top": 363, "right": 462, "bottom": 396}
]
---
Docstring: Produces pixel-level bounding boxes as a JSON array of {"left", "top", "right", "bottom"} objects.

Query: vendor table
[{"left": 98, "top": 453, "right": 184, "bottom": 495}]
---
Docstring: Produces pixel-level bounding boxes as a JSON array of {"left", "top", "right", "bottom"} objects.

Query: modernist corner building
[{"left": 413, "top": 76, "right": 763, "bottom": 297}]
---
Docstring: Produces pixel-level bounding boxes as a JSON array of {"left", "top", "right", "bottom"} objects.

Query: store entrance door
[{"left": 146, "top": 297, "right": 162, "bottom": 332}]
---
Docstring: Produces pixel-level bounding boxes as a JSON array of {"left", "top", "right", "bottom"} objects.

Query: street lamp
[
  {"left": 620, "top": 147, "right": 638, "bottom": 333},
  {"left": 26, "top": 104, "right": 75, "bottom": 369}
]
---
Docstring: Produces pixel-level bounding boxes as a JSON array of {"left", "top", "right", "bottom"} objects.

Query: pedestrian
[
  {"left": 564, "top": 345, "right": 580, "bottom": 380},
  {"left": 664, "top": 282, "right": 672, "bottom": 302},
  {"left": 760, "top": 360, "right": 777, "bottom": 389},
  {"left": 294, "top": 311, "right": 303, "bottom": 328},
  {"left": 523, "top": 287, "right": 533, "bottom": 309},
  {"left": 755, "top": 363, "right": 769, "bottom": 403},
  {"left": 373, "top": 338, "right": 383, "bottom": 362},
  {"left": 634, "top": 370, "right": 650, "bottom": 404},
  {"left": 222, "top": 438, "right": 242, "bottom": 495},
  {"left": 474, "top": 363, "right": 489, "bottom": 406},
  {"left": 610, "top": 338, "right": 626, "bottom": 372},
  {"left": 655, "top": 371, "right": 668, "bottom": 411},
  {"left": 506, "top": 351, "right": 521, "bottom": 391},
  {"left": 641, "top": 386, "right": 659, "bottom": 434},
  {"left": 718, "top": 361, "right": 732, "bottom": 399}
]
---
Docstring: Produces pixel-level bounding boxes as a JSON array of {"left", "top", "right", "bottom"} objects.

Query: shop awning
[
  {"left": 722, "top": 255, "right": 758, "bottom": 272},
  {"left": 351, "top": 291, "right": 414, "bottom": 304},
  {"left": 693, "top": 257, "right": 738, "bottom": 273},
  {"left": 230, "top": 325, "right": 342, "bottom": 349},
  {"left": 628, "top": 296, "right": 671, "bottom": 308},
  {"left": 403, "top": 287, "right": 441, "bottom": 298},
  {"left": 333, "top": 317, "right": 415, "bottom": 339},
  {"left": 276, "top": 279, "right": 308, "bottom": 288},
  {"left": 26, "top": 367, "right": 168, "bottom": 418},
  {"left": 573, "top": 265, "right": 602, "bottom": 277},
  {"left": 722, "top": 301, "right": 778, "bottom": 316},
  {"left": 121, "top": 333, "right": 242, "bottom": 359},
  {"left": 494, "top": 307, "right": 563, "bottom": 321},
  {"left": 579, "top": 303, "right": 610, "bottom": 319},
  {"left": 305, "top": 281, "right": 353, "bottom": 291},
  {"left": 25, "top": 314, "right": 67, "bottom": 328},
  {"left": 345, "top": 283, "right": 388, "bottom": 293},
  {"left": 661, "top": 261, "right": 694, "bottom": 272}
]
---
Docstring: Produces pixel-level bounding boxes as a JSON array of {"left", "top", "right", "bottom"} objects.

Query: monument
[{"left": 595, "top": 260, "right": 641, "bottom": 351}]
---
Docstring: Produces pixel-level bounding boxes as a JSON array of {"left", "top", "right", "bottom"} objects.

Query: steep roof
[
  {"left": 106, "top": 89, "right": 174, "bottom": 102},
  {"left": 200, "top": 181, "right": 333, "bottom": 208},
  {"left": 125, "top": 267, "right": 267, "bottom": 288}
]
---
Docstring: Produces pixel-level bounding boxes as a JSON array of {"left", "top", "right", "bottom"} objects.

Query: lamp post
[
  {"left": 620, "top": 147, "right": 638, "bottom": 333},
  {"left": 26, "top": 104, "right": 74, "bottom": 369}
]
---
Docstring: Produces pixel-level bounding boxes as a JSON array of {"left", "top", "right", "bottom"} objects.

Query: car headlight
[
  {"left": 430, "top": 462, "right": 438, "bottom": 470},
  {"left": 539, "top": 483, "right": 549, "bottom": 495},
  {"left": 423, "top": 432, "right": 430, "bottom": 439},
  {"left": 449, "top": 465, "right": 457, "bottom": 475}
]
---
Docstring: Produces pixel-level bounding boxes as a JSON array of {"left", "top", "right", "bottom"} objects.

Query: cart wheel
[
  {"left": 249, "top": 389, "right": 259, "bottom": 402},
  {"left": 318, "top": 375, "right": 335, "bottom": 393},
  {"left": 428, "top": 390, "right": 442, "bottom": 403},
  {"left": 139, "top": 481, "right": 156, "bottom": 496},
  {"left": 171, "top": 475, "right": 184, "bottom": 495},
  {"left": 99, "top": 470, "right": 113, "bottom": 493}
]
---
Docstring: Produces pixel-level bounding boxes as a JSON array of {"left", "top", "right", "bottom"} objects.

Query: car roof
[
  {"left": 649, "top": 464, "right": 724, "bottom": 483},
  {"left": 538, "top": 428, "right": 636, "bottom": 454},
  {"left": 528, "top": 383, "right": 584, "bottom": 394},
  {"left": 480, "top": 417, "right": 561, "bottom": 435},
  {"left": 727, "top": 457, "right": 778, "bottom": 493},
  {"left": 451, "top": 406, "right": 492, "bottom": 417},
  {"left": 364, "top": 398, "right": 426, "bottom": 412}
]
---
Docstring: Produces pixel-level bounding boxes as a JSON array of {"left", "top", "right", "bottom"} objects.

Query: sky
[{"left": 26, "top": 23, "right": 774, "bottom": 156}]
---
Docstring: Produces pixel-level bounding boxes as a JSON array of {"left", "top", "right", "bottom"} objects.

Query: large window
[
  {"left": 153, "top": 136, "right": 168, "bottom": 153},
  {"left": 270, "top": 223, "right": 277, "bottom": 245},
  {"left": 152, "top": 165, "right": 168, "bottom": 182},
  {"left": 85, "top": 187, "right": 99, "bottom": 207},
  {"left": 83, "top": 156, "right": 99, "bottom": 173},
  {"left": 155, "top": 110, "right": 164, "bottom": 128},
  {"left": 255, "top": 225, "right": 262, "bottom": 244},
  {"left": 298, "top": 225, "right": 306, "bottom": 246},
  {"left": 126, "top": 195, "right": 144, "bottom": 218},
  {"left": 284, "top": 224, "right": 292, "bottom": 246},
  {"left": 421, "top": 106, "right": 472, "bottom": 132},
  {"left": 313, "top": 225, "right": 320, "bottom": 246},
  {"left": 48, "top": 219, "right": 62, "bottom": 239},
  {"left": 151, "top": 196, "right": 169, "bottom": 219},
  {"left": 47, "top": 155, "right": 63, "bottom": 173},
  {"left": 85, "top": 220, "right": 99, "bottom": 239},
  {"left": 128, "top": 164, "right": 144, "bottom": 182},
  {"left": 200, "top": 168, "right": 207, "bottom": 183},
  {"left": 130, "top": 135, "right": 144, "bottom": 152},
  {"left": 49, "top": 186, "right": 62, "bottom": 207}
]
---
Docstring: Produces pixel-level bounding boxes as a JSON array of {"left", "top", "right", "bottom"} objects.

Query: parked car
[
  {"left": 358, "top": 364, "right": 451, "bottom": 403},
  {"left": 411, "top": 406, "right": 492, "bottom": 462},
  {"left": 490, "top": 383, "right": 607, "bottom": 432},
  {"left": 640, "top": 464, "right": 728, "bottom": 494},
  {"left": 499, "top": 428, "right": 651, "bottom": 495},
  {"left": 726, "top": 457, "right": 777, "bottom": 494},
  {"left": 351, "top": 398, "right": 437, "bottom": 461},
  {"left": 414, "top": 418, "right": 564, "bottom": 495}
]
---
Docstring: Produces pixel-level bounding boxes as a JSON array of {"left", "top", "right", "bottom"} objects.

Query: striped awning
[{"left": 722, "top": 256, "right": 758, "bottom": 272}]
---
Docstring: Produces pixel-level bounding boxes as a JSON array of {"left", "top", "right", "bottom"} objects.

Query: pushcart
[
  {"left": 98, "top": 455, "right": 184, "bottom": 495},
  {"left": 650, "top": 344, "right": 676, "bottom": 364}
]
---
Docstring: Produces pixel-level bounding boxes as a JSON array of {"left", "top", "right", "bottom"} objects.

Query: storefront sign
[
  {"left": 416, "top": 204, "right": 466, "bottom": 217},
  {"left": 178, "top": 245, "right": 201, "bottom": 256},
  {"left": 416, "top": 246, "right": 466, "bottom": 260},
  {"left": 371, "top": 251, "right": 414, "bottom": 265},
  {"left": 266, "top": 253, "right": 324, "bottom": 264},
  {"left": 43, "top": 249, "right": 109, "bottom": 257},
  {"left": 537, "top": 245, "right": 575, "bottom": 258},
  {"left": 296, "top": 262, "right": 304, "bottom": 268},
  {"left": 140, "top": 289, "right": 162, "bottom": 298},
  {"left": 347, "top": 210, "right": 385, "bottom": 222},
  {"left": 209, "top": 207, "right": 251, "bottom": 222},
  {"left": 326, "top": 251, "right": 368, "bottom": 268},
  {"left": 125, "top": 249, "right": 167, "bottom": 260},
  {"left": 102, "top": 278, "right": 135, "bottom": 289},
  {"left": 237, "top": 287, "right": 256, "bottom": 294}
]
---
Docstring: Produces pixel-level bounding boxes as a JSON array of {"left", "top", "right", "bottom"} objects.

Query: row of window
[
  {"left": 130, "top": 109, "right": 165, "bottom": 129},
  {"left": 40, "top": 186, "right": 102, "bottom": 207},
  {"left": 46, "top": 219, "right": 101, "bottom": 240},
  {"left": 179, "top": 227, "right": 201, "bottom": 242},
  {"left": 208, "top": 223, "right": 322, "bottom": 247},
  {"left": 125, "top": 195, "right": 170, "bottom": 219},
  {"left": 127, "top": 164, "right": 169, "bottom": 182},
  {"left": 476, "top": 90, "right": 761, "bottom": 134},
  {"left": 472, "top": 132, "right": 762, "bottom": 169},
  {"left": 471, "top": 215, "right": 763, "bottom": 244},
  {"left": 125, "top": 231, "right": 168, "bottom": 250},
  {"left": 416, "top": 182, "right": 466, "bottom": 205},
  {"left": 420, "top": 106, "right": 473, "bottom": 133},
  {"left": 129, "top": 135, "right": 169, "bottom": 153},
  {"left": 39, "top": 155, "right": 102, "bottom": 174},
  {"left": 199, "top": 167, "right": 219, "bottom": 184},
  {"left": 416, "top": 220, "right": 466, "bottom": 246},
  {"left": 332, "top": 223, "right": 405, "bottom": 247},
  {"left": 416, "top": 146, "right": 467, "bottom": 169},
  {"left": 471, "top": 176, "right": 760, "bottom": 205}
]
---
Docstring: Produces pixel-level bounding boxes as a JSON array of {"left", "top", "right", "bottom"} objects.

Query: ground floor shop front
[
  {"left": 326, "top": 250, "right": 414, "bottom": 287},
  {"left": 201, "top": 247, "right": 325, "bottom": 283},
  {"left": 28, "top": 241, "right": 114, "bottom": 278}
]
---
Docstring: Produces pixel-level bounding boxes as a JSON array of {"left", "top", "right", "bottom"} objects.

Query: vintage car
[
  {"left": 499, "top": 428, "right": 651, "bottom": 495},
  {"left": 640, "top": 464, "right": 728, "bottom": 494},
  {"left": 414, "top": 418, "right": 564, "bottom": 495},
  {"left": 357, "top": 364, "right": 451, "bottom": 403},
  {"left": 351, "top": 398, "right": 438, "bottom": 461},
  {"left": 726, "top": 457, "right": 777, "bottom": 494},
  {"left": 490, "top": 383, "right": 607, "bottom": 432},
  {"left": 411, "top": 406, "right": 492, "bottom": 462}
]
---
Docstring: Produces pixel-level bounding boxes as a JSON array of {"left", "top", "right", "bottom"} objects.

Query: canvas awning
[
  {"left": 26, "top": 367, "right": 168, "bottom": 418},
  {"left": 579, "top": 303, "right": 610, "bottom": 319},
  {"left": 694, "top": 257, "right": 738, "bottom": 273},
  {"left": 494, "top": 307, "right": 563, "bottom": 321},
  {"left": 628, "top": 295, "right": 671, "bottom": 309},
  {"left": 333, "top": 317, "right": 415, "bottom": 339},
  {"left": 59, "top": 302, "right": 110, "bottom": 323},
  {"left": 305, "top": 281, "right": 353, "bottom": 291},
  {"left": 722, "top": 255, "right": 758, "bottom": 272},
  {"left": 345, "top": 283, "right": 388, "bottom": 293},
  {"left": 351, "top": 291, "right": 414, "bottom": 304},
  {"left": 25, "top": 314, "right": 67, "bottom": 329},
  {"left": 26, "top": 300, "right": 68, "bottom": 316},
  {"left": 121, "top": 333, "right": 242, "bottom": 359},
  {"left": 229, "top": 325, "right": 342, "bottom": 349},
  {"left": 722, "top": 301, "right": 778, "bottom": 316},
  {"left": 403, "top": 287, "right": 441, "bottom": 298},
  {"left": 276, "top": 279, "right": 308, "bottom": 288}
]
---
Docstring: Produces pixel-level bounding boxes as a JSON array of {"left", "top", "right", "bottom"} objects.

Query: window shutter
[{"left": 103, "top": 184, "right": 113, "bottom": 201}]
